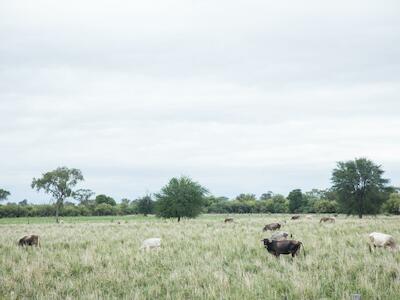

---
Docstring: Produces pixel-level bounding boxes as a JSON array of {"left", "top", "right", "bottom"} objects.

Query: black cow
[
  {"left": 18, "top": 235, "right": 40, "bottom": 247},
  {"left": 262, "top": 238, "right": 304, "bottom": 257}
]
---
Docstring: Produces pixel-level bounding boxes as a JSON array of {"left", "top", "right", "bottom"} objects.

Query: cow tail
[{"left": 300, "top": 242, "right": 306, "bottom": 257}]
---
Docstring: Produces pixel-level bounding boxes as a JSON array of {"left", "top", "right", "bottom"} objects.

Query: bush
[
  {"left": 314, "top": 200, "right": 339, "bottom": 213},
  {"left": 382, "top": 193, "right": 400, "bottom": 214}
]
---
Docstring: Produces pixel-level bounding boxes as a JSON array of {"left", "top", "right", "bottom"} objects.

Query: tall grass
[{"left": 0, "top": 214, "right": 399, "bottom": 299}]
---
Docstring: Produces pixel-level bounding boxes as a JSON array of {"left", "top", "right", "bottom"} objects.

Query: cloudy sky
[{"left": 1, "top": 0, "right": 399, "bottom": 203}]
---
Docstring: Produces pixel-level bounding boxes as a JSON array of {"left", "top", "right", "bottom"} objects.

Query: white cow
[
  {"left": 140, "top": 238, "right": 161, "bottom": 250},
  {"left": 270, "top": 231, "right": 291, "bottom": 241},
  {"left": 369, "top": 232, "right": 397, "bottom": 251}
]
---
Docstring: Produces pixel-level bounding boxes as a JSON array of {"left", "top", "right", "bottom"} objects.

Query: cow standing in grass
[
  {"left": 19, "top": 235, "right": 40, "bottom": 247},
  {"left": 320, "top": 217, "right": 335, "bottom": 223},
  {"left": 140, "top": 238, "right": 161, "bottom": 250},
  {"left": 263, "top": 223, "right": 281, "bottom": 231},
  {"left": 262, "top": 239, "right": 304, "bottom": 257},
  {"left": 369, "top": 232, "right": 397, "bottom": 251},
  {"left": 270, "top": 231, "right": 292, "bottom": 241}
]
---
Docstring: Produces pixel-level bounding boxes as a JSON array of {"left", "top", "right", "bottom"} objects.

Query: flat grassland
[{"left": 0, "top": 214, "right": 399, "bottom": 299}]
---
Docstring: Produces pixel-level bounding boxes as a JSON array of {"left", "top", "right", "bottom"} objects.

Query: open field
[{"left": 1, "top": 214, "right": 400, "bottom": 299}]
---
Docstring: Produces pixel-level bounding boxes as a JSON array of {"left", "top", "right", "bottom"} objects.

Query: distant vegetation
[{"left": 1, "top": 158, "right": 399, "bottom": 219}]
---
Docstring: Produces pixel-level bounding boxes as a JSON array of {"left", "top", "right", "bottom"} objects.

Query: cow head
[{"left": 262, "top": 238, "right": 271, "bottom": 247}]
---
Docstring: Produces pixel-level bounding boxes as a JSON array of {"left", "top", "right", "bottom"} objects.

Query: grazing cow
[
  {"left": 224, "top": 218, "right": 234, "bottom": 223},
  {"left": 262, "top": 239, "right": 304, "bottom": 257},
  {"left": 270, "top": 231, "right": 292, "bottom": 241},
  {"left": 18, "top": 235, "right": 40, "bottom": 247},
  {"left": 369, "top": 232, "right": 397, "bottom": 251},
  {"left": 291, "top": 215, "right": 300, "bottom": 220},
  {"left": 320, "top": 217, "right": 335, "bottom": 223},
  {"left": 140, "top": 238, "right": 161, "bottom": 250},
  {"left": 263, "top": 223, "right": 281, "bottom": 231}
]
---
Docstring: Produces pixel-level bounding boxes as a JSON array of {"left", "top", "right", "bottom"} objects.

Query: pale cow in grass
[
  {"left": 270, "top": 231, "right": 292, "bottom": 241},
  {"left": 140, "top": 238, "right": 161, "bottom": 250},
  {"left": 369, "top": 232, "right": 397, "bottom": 251}
]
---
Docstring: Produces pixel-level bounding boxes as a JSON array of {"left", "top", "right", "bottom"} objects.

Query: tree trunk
[
  {"left": 177, "top": 216, "right": 181, "bottom": 222},
  {"left": 55, "top": 204, "right": 60, "bottom": 223}
]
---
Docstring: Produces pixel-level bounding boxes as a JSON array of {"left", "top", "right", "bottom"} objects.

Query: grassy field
[{"left": 0, "top": 214, "right": 399, "bottom": 299}]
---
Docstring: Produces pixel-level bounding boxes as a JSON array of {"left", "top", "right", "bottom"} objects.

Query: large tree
[
  {"left": 155, "top": 176, "right": 208, "bottom": 222},
  {"left": 31, "top": 167, "right": 84, "bottom": 223},
  {"left": 331, "top": 158, "right": 389, "bottom": 218},
  {"left": 0, "top": 188, "right": 11, "bottom": 202},
  {"left": 288, "top": 189, "right": 304, "bottom": 213},
  {"left": 136, "top": 195, "right": 155, "bottom": 216},
  {"left": 95, "top": 194, "right": 116, "bottom": 206}
]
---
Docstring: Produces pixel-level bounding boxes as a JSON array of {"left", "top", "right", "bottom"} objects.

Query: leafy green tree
[
  {"left": 136, "top": 195, "right": 154, "bottom": 216},
  {"left": 331, "top": 158, "right": 389, "bottom": 218},
  {"left": 266, "top": 194, "right": 289, "bottom": 213},
  {"left": 235, "top": 193, "right": 257, "bottom": 202},
  {"left": 314, "top": 199, "right": 339, "bottom": 213},
  {"left": 382, "top": 193, "right": 400, "bottom": 215},
  {"left": 204, "top": 196, "right": 229, "bottom": 212},
  {"left": 260, "top": 191, "right": 273, "bottom": 201},
  {"left": 95, "top": 194, "right": 116, "bottom": 206},
  {"left": 31, "top": 167, "right": 84, "bottom": 223},
  {"left": 155, "top": 176, "right": 208, "bottom": 222},
  {"left": 288, "top": 189, "right": 304, "bottom": 213},
  {"left": 94, "top": 203, "right": 115, "bottom": 216},
  {"left": 19, "top": 199, "right": 28, "bottom": 206},
  {"left": 0, "top": 188, "right": 11, "bottom": 202}
]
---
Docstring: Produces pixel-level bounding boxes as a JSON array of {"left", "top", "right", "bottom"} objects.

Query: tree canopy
[
  {"left": 136, "top": 195, "right": 155, "bottom": 216},
  {"left": 288, "top": 189, "right": 304, "bottom": 213},
  {"left": 31, "top": 167, "right": 84, "bottom": 222},
  {"left": 155, "top": 176, "right": 208, "bottom": 221},
  {"left": 95, "top": 194, "right": 116, "bottom": 206},
  {"left": 331, "top": 158, "right": 389, "bottom": 218},
  {"left": 0, "top": 189, "right": 11, "bottom": 202}
]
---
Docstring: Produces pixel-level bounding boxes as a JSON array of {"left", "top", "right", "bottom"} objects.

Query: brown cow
[
  {"left": 18, "top": 235, "right": 40, "bottom": 247},
  {"left": 291, "top": 215, "right": 301, "bottom": 220},
  {"left": 320, "top": 217, "right": 335, "bottom": 223},
  {"left": 263, "top": 223, "right": 281, "bottom": 231},
  {"left": 224, "top": 218, "right": 234, "bottom": 223},
  {"left": 262, "top": 238, "right": 304, "bottom": 257}
]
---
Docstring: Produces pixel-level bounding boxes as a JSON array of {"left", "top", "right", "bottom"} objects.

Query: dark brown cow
[
  {"left": 263, "top": 223, "right": 281, "bottom": 231},
  {"left": 291, "top": 215, "right": 301, "bottom": 220},
  {"left": 224, "top": 218, "right": 234, "bottom": 223},
  {"left": 262, "top": 238, "right": 304, "bottom": 257},
  {"left": 18, "top": 235, "right": 40, "bottom": 247}
]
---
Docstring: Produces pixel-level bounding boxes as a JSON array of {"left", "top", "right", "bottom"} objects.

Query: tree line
[{"left": 1, "top": 158, "right": 399, "bottom": 221}]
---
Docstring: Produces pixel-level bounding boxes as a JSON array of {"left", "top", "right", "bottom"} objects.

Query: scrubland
[{"left": 0, "top": 214, "right": 399, "bottom": 299}]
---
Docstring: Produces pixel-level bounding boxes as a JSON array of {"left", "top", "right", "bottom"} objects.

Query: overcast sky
[{"left": 1, "top": 0, "right": 399, "bottom": 203}]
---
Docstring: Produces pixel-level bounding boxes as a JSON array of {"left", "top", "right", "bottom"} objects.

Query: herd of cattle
[{"left": 18, "top": 215, "right": 398, "bottom": 258}]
